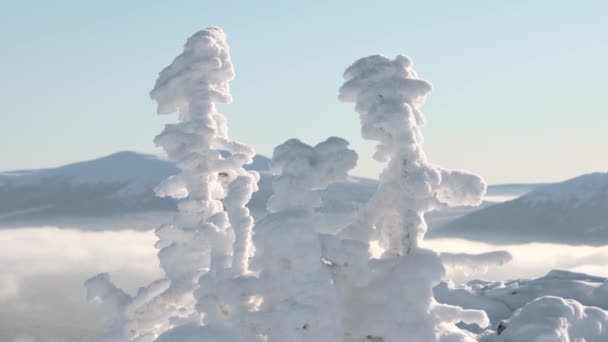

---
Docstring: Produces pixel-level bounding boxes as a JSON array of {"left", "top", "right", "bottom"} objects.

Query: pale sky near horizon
[{"left": 1, "top": 1, "right": 606, "bottom": 184}]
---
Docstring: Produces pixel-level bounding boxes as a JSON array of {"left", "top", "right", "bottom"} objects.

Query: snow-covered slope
[
  {"left": 431, "top": 172, "right": 608, "bottom": 245},
  {"left": 521, "top": 172, "right": 608, "bottom": 208}
]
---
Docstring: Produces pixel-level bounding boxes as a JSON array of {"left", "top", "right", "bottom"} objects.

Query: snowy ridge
[
  {"left": 1, "top": 151, "right": 178, "bottom": 197},
  {"left": 0, "top": 151, "right": 272, "bottom": 197},
  {"left": 0, "top": 151, "right": 270, "bottom": 226},
  {"left": 521, "top": 172, "right": 608, "bottom": 208},
  {"left": 0, "top": 150, "right": 543, "bottom": 231},
  {"left": 433, "top": 172, "right": 608, "bottom": 245}
]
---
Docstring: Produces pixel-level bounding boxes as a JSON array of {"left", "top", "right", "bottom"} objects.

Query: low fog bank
[
  {"left": 0, "top": 228, "right": 161, "bottom": 342},
  {"left": 1, "top": 228, "right": 607, "bottom": 341},
  {"left": 423, "top": 238, "right": 608, "bottom": 284}
]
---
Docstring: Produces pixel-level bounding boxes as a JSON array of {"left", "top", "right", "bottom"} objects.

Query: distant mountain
[
  {"left": 0, "top": 151, "right": 544, "bottom": 231},
  {"left": 430, "top": 172, "right": 608, "bottom": 245},
  {"left": 424, "top": 183, "right": 542, "bottom": 229},
  {"left": 1, "top": 151, "right": 178, "bottom": 197},
  {"left": 0, "top": 151, "right": 373, "bottom": 230},
  {"left": 0, "top": 152, "right": 270, "bottom": 228}
]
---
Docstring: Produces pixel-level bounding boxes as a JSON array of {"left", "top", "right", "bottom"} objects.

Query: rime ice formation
[
  {"left": 86, "top": 44, "right": 490, "bottom": 341},
  {"left": 335, "top": 55, "right": 489, "bottom": 341},
  {"left": 338, "top": 54, "right": 486, "bottom": 253},
  {"left": 151, "top": 26, "right": 258, "bottom": 281},
  {"left": 159, "top": 137, "right": 359, "bottom": 342},
  {"left": 84, "top": 27, "right": 601, "bottom": 342},
  {"left": 248, "top": 137, "right": 357, "bottom": 342},
  {"left": 86, "top": 27, "right": 259, "bottom": 341}
]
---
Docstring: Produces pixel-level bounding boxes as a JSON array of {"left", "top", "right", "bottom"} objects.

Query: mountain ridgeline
[
  {"left": 2, "top": 151, "right": 605, "bottom": 245},
  {"left": 431, "top": 173, "right": 608, "bottom": 245},
  {"left": 0, "top": 151, "right": 373, "bottom": 229}
]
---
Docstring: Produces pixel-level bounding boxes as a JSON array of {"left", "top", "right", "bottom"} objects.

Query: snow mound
[
  {"left": 435, "top": 270, "right": 608, "bottom": 340},
  {"left": 489, "top": 296, "right": 608, "bottom": 342}
]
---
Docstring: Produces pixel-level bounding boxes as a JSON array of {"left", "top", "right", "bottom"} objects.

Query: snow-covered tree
[
  {"left": 86, "top": 27, "right": 608, "bottom": 342},
  {"left": 334, "top": 54, "right": 489, "bottom": 341},
  {"left": 86, "top": 27, "right": 259, "bottom": 341},
  {"left": 247, "top": 137, "right": 357, "bottom": 341}
]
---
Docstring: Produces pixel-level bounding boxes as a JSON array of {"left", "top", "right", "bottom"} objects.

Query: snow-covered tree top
[{"left": 151, "top": 27, "right": 234, "bottom": 120}]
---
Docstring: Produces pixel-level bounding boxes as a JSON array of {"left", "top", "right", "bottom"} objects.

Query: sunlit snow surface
[{"left": 1, "top": 227, "right": 607, "bottom": 341}]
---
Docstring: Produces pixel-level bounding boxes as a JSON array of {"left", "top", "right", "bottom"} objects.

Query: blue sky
[{"left": 1, "top": 0, "right": 606, "bottom": 183}]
